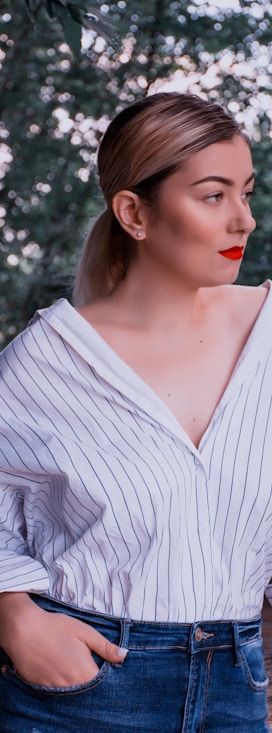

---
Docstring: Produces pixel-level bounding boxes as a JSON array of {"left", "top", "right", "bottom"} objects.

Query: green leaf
[
  {"left": 45, "top": 0, "right": 58, "bottom": 19},
  {"left": 50, "top": 1, "right": 82, "bottom": 55},
  {"left": 63, "top": 15, "right": 82, "bottom": 56},
  {"left": 25, "top": 0, "right": 38, "bottom": 21}
]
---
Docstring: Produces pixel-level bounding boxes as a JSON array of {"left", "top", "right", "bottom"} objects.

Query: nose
[{"left": 228, "top": 200, "right": 256, "bottom": 235}]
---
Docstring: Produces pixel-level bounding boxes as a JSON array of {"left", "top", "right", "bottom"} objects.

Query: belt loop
[
  {"left": 232, "top": 621, "right": 241, "bottom": 667},
  {"left": 189, "top": 622, "right": 196, "bottom": 653},
  {"left": 120, "top": 617, "right": 131, "bottom": 650}
]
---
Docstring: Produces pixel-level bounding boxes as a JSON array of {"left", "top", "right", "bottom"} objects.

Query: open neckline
[{"left": 39, "top": 281, "right": 271, "bottom": 454}]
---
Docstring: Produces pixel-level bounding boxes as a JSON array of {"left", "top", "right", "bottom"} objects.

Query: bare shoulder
[
  {"left": 206, "top": 282, "right": 269, "bottom": 334},
  {"left": 76, "top": 299, "right": 113, "bottom": 326},
  {"left": 223, "top": 282, "right": 268, "bottom": 315}
]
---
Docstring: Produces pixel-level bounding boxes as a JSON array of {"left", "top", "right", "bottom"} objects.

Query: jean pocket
[
  {"left": 238, "top": 636, "right": 269, "bottom": 692},
  {"left": 1, "top": 659, "right": 111, "bottom": 697}
]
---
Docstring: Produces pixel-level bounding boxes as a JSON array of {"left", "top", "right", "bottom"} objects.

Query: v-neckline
[{"left": 39, "top": 281, "right": 272, "bottom": 455}]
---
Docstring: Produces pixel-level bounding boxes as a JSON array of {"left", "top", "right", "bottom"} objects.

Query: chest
[
  {"left": 81, "top": 287, "right": 267, "bottom": 449},
  {"left": 124, "top": 335, "right": 238, "bottom": 447}
]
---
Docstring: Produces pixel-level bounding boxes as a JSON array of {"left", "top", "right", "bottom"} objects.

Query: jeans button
[{"left": 195, "top": 627, "right": 203, "bottom": 642}]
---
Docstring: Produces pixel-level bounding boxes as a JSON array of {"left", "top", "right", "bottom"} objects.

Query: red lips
[{"left": 218, "top": 246, "right": 244, "bottom": 260}]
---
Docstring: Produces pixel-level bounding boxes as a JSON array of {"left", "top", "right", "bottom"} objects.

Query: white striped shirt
[{"left": 1, "top": 282, "right": 272, "bottom": 622}]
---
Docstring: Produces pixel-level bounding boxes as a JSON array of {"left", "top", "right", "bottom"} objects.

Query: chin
[{"left": 197, "top": 268, "right": 241, "bottom": 289}]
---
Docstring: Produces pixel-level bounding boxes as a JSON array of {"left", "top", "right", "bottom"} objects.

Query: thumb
[{"left": 84, "top": 624, "right": 129, "bottom": 664}]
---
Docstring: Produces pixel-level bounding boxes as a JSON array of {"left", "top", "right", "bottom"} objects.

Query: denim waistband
[{"left": 30, "top": 594, "right": 262, "bottom": 654}]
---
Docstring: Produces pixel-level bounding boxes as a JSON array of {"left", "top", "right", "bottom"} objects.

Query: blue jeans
[{"left": 0, "top": 595, "right": 270, "bottom": 732}]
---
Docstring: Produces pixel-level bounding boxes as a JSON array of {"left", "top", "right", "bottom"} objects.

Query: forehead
[{"left": 178, "top": 135, "right": 253, "bottom": 184}]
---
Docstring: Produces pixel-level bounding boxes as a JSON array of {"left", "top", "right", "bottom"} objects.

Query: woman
[{"left": 0, "top": 92, "right": 271, "bottom": 732}]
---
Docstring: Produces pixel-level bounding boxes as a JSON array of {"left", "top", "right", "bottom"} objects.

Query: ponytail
[{"left": 73, "top": 209, "right": 136, "bottom": 306}]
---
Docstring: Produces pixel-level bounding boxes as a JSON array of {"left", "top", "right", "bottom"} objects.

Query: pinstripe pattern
[{"left": 1, "top": 282, "right": 272, "bottom": 622}]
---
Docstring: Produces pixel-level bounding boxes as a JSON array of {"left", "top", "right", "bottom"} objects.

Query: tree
[{"left": 1, "top": 0, "right": 272, "bottom": 347}]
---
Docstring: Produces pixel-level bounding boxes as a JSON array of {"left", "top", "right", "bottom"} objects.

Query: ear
[{"left": 112, "top": 190, "right": 147, "bottom": 240}]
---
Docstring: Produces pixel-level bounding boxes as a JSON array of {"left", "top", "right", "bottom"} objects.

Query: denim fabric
[{"left": 0, "top": 596, "right": 270, "bottom": 732}]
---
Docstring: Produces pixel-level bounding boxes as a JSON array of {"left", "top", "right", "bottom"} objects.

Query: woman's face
[{"left": 140, "top": 134, "right": 256, "bottom": 289}]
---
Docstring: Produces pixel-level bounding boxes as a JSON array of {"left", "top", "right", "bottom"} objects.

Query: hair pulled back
[{"left": 73, "top": 92, "right": 243, "bottom": 305}]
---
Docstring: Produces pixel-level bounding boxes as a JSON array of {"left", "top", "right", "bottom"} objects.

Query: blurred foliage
[
  {"left": 24, "top": 1, "right": 119, "bottom": 56},
  {"left": 0, "top": 0, "right": 272, "bottom": 347}
]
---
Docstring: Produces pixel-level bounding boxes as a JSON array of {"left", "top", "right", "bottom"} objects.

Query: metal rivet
[{"left": 195, "top": 627, "right": 203, "bottom": 642}]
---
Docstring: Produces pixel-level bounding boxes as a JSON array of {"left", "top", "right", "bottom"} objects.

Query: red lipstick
[{"left": 218, "top": 246, "right": 244, "bottom": 260}]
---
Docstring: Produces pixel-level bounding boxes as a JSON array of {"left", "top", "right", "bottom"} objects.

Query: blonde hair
[{"left": 73, "top": 92, "right": 244, "bottom": 305}]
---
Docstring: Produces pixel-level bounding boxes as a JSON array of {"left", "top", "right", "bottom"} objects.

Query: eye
[
  {"left": 241, "top": 190, "right": 254, "bottom": 202},
  {"left": 205, "top": 192, "right": 223, "bottom": 203}
]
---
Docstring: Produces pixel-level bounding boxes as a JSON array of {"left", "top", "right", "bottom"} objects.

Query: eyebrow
[{"left": 191, "top": 172, "right": 255, "bottom": 187}]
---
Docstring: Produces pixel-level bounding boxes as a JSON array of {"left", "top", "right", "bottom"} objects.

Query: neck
[{"left": 109, "top": 261, "right": 209, "bottom": 332}]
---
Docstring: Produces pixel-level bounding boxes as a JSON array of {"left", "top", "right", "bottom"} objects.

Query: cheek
[
  {"left": 165, "top": 212, "right": 208, "bottom": 242},
  {"left": 153, "top": 195, "right": 215, "bottom": 244},
  {"left": 157, "top": 207, "right": 193, "bottom": 239}
]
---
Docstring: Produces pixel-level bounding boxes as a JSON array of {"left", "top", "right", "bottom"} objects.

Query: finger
[{"left": 82, "top": 624, "right": 129, "bottom": 664}]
